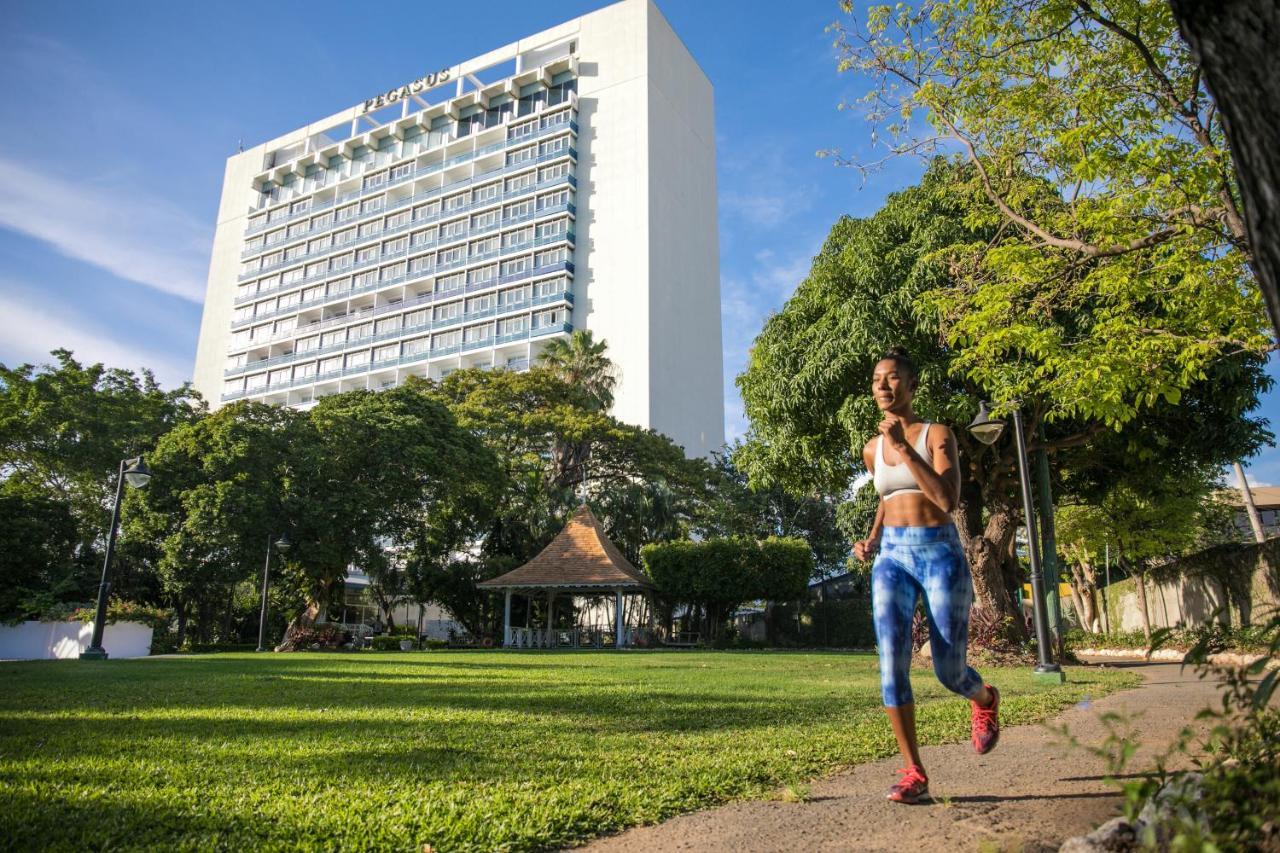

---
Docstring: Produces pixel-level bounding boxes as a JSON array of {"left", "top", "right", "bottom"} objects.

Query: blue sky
[{"left": 1, "top": 0, "right": 1277, "bottom": 485}]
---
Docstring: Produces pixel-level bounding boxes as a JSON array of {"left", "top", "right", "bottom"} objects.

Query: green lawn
[{"left": 0, "top": 651, "right": 1137, "bottom": 852}]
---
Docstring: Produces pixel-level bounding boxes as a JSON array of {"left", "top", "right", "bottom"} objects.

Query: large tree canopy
[{"left": 738, "top": 160, "right": 1270, "bottom": 632}]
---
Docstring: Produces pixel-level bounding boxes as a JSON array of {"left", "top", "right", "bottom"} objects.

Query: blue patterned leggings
[{"left": 872, "top": 524, "right": 984, "bottom": 707}]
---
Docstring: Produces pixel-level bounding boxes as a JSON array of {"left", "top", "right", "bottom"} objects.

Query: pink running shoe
[
  {"left": 971, "top": 684, "right": 1000, "bottom": 754},
  {"left": 887, "top": 765, "right": 929, "bottom": 804}
]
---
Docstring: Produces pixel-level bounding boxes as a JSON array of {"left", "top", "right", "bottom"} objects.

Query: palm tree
[{"left": 536, "top": 330, "right": 617, "bottom": 412}]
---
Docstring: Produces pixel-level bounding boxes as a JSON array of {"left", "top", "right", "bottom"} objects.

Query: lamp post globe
[{"left": 80, "top": 456, "right": 152, "bottom": 660}]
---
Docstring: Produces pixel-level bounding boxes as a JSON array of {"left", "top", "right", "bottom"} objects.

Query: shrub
[
  {"left": 424, "top": 638, "right": 448, "bottom": 650},
  {"left": 369, "top": 635, "right": 404, "bottom": 651},
  {"left": 70, "top": 600, "right": 171, "bottom": 633}
]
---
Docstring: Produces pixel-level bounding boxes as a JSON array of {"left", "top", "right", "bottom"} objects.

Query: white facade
[{"left": 192, "top": 0, "right": 724, "bottom": 458}]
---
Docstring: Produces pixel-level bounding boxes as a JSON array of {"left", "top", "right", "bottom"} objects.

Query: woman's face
[{"left": 871, "top": 358, "right": 916, "bottom": 413}]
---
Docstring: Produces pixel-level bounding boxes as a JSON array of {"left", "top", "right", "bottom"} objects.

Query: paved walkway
[{"left": 576, "top": 662, "right": 1218, "bottom": 853}]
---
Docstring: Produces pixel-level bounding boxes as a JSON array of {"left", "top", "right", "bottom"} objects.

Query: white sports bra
[{"left": 873, "top": 422, "right": 933, "bottom": 500}]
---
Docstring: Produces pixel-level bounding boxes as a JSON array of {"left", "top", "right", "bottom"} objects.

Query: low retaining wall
[{"left": 0, "top": 621, "right": 154, "bottom": 660}]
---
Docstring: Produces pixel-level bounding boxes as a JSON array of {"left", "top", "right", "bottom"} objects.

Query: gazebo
[{"left": 478, "top": 504, "right": 655, "bottom": 648}]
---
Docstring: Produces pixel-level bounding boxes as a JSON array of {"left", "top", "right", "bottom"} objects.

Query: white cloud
[
  {"left": 0, "top": 292, "right": 191, "bottom": 389},
  {"left": 0, "top": 156, "right": 210, "bottom": 303},
  {"left": 721, "top": 188, "right": 815, "bottom": 229}
]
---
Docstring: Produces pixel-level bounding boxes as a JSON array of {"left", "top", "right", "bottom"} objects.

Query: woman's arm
[{"left": 879, "top": 417, "right": 960, "bottom": 513}]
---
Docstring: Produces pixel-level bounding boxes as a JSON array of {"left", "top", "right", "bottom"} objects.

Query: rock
[{"left": 1059, "top": 816, "right": 1138, "bottom": 852}]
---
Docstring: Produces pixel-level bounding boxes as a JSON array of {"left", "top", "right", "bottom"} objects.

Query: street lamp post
[
  {"left": 257, "top": 532, "right": 291, "bottom": 652},
  {"left": 80, "top": 456, "right": 152, "bottom": 660},
  {"left": 968, "top": 402, "right": 1064, "bottom": 682}
]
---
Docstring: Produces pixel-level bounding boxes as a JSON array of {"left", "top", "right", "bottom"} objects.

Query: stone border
[{"left": 1076, "top": 647, "right": 1277, "bottom": 669}]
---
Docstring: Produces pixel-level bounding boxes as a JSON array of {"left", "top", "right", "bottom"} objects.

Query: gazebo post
[
  {"left": 547, "top": 590, "right": 556, "bottom": 648},
  {"left": 614, "top": 588, "right": 624, "bottom": 649},
  {"left": 502, "top": 589, "right": 512, "bottom": 648}
]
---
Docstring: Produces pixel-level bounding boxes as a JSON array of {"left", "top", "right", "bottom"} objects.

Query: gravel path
[{"left": 574, "top": 661, "right": 1217, "bottom": 853}]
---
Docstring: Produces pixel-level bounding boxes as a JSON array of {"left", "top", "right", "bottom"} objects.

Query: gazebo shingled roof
[{"left": 478, "top": 504, "right": 654, "bottom": 590}]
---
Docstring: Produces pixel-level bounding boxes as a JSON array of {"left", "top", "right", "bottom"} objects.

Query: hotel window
[
  {"left": 311, "top": 212, "right": 333, "bottom": 231},
  {"left": 403, "top": 336, "right": 429, "bottom": 356},
  {"left": 536, "top": 220, "right": 567, "bottom": 240},
  {"left": 358, "top": 220, "right": 383, "bottom": 239},
  {"left": 517, "top": 89, "right": 543, "bottom": 117},
  {"left": 288, "top": 221, "right": 309, "bottom": 239},
  {"left": 334, "top": 228, "right": 357, "bottom": 247},
  {"left": 474, "top": 182, "right": 501, "bottom": 204},
  {"left": 412, "top": 227, "right": 437, "bottom": 247},
  {"left": 533, "top": 278, "right": 563, "bottom": 298},
  {"left": 473, "top": 262, "right": 500, "bottom": 283},
  {"left": 504, "top": 199, "right": 534, "bottom": 221},
  {"left": 355, "top": 270, "right": 379, "bottom": 288},
  {"left": 501, "top": 256, "right": 529, "bottom": 277},
  {"left": 436, "top": 272, "right": 465, "bottom": 295},
  {"left": 290, "top": 199, "right": 311, "bottom": 215},
  {"left": 249, "top": 213, "right": 267, "bottom": 230},
  {"left": 409, "top": 255, "right": 433, "bottom": 275},
  {"left": 349, "top": 322, "right": 373, "bottom": 341},
  {"left": 541, "top": 109, "right": 570, "bottom": 129},
  {"left": 437, "top": 246, "right": 464, "bottom": 266},
  {"left": 251, "top": 323, "right": 272, "bottom": 342},
  {"left": 499, "top": 315, "right": 527, "bottom": 335},
  {"left": 380, "top": 262, "right": 406, "bottom": 282},
  {"left": 506, "top": 146, "right": 535, "bottom": 167},
  {"left": 303, "top": 285, "right": 325, "bottom": 303},
  {"left": 374, "top": 344, "right": 399, "bottom": 363},
  {"left": 357, "top": 246, "right": 379, "bottom": 263},
  {"left": 269, "top": 368, "right": 290, "bottom": 386},
  {"left": 241, "top": 260, "right": 259, "bottom": 277},
  {"left": 320, "top": 356, "right": 342, "bottom": 374},
  {"left": 247, "top": 373, "right": 268, "bottom": 390},
  {"left": 464, "top": 323, "right": 493, "bottom": 343},
  {"left": 308, "top": 235, "right": 332, "bottom": 253},
  {"left": 466, "top": 293, "right": 494, "bottom": 313},
  {"left": 234, "top": 305, "right": 254, "bottom": 323},
  {"left": 331, "top": 253, "right": 354, "bottom": 271},
  {"left": 294, "top": 362, "right": 316, "bottom": 380},
  {"left": 264, "top": 230, "right": 286, "bottom": 248},
  {"left": 263, "top": 251, "right": 284, "bottom": 267},
  {"left": 297, "top": 335, "right": 319, "bottom": 353},
  {"left": 375, "top": 316, "right": 401, "bottom": 334},
  {"left": 361, "top": 197, "right": 384, "bottom": 215},
  {"left": 284, "top": 244, "right": 306, "bottom": 262},
  {"left": 306, "top": 262, "right": 327, "bottom": 279},
  {"left": 267, "top": 207, "right": 288, "bottom": 223},
  {"left": 364, "top": 171, "right": 388, "bottom": 190},
  {"left": 440, "top": 218, "right": 467, "bottom": 240},
  {"left": 532, "top": 308, "right": 563, "bottom": 329},
  {"left": 404, "top": 309, "right": 429, "bottom": 329},
  {"left": 505, "top": 172, "right": 534, "bottom": 193},
  {"left": 255, "top": 299, "right": 276, "bottom": 317},
  {"left": 390, "top": 163, "right": 413, "bottom": 181},
  {"left": 336, "top": 204, "right": 359, "bottom": 222},
  {"left": 244, "top": 236, "right": 264, "bottom": 252},
  {"left": 321, "top": 330, "right": 345, "bottom": 348},
  {"left": 383, "top": 236, "right": 408, "bottom": 255},
  {"left": 539, "top": 162, "right": 569, "bottom": 182},
  {"left": 345, "top": 351, "right": 370, "bottom": 368},
  {"left": 538, "top": 189, "right": 570, "bottom": 210},
  {"left": 328, "top": 277, "right": 352, "bottom": 296},
  {"left": 546, "top": 79, "right": 576, "bottom": 106},
  {"left": 432, "top": 330, "right": 461, "bottom": 350},
  {"left": 535, "top": 247, "right": 568, "bottom": 267},
  {"left": 539, "top": 135, "right": 569, "bottom": 156},
  {"left": 503, "top": 227, "right": 533, "bottom": 249},
  {"left": 385, "top": 210, "right": 411, "bottom": 230},
  {"left": 224, "top": 379, "right": 244, "bottom": 396},
  {"left": 231, "top": 330, "right": 251, "bottom": 349},
  {"left": 509, "top": 120, "right": 536, "bottom": 140},
  {"left": 471, "top": 209, "right": 498, "bottom": 230},
  {"left": 278, "top": 291, "right": 300, "bottom": 309},
  {"left": 275, "top": 315, "right": 297, "bottom": 335},
  {"left": 444, "top": 192, "right": 470, "bottom": 212},
  {"left": 237, "top": 283, "right": 257, "bottom": 302},
  {"left": 470, "top": 236, "right": 499, "bottom": 257},
  {"left": 499, "top": 286, "right": 528, "bottom": 307},
  {"left": 413, "top": 201, "right": 440, "bottom": 221},
  {"left": 434, "top": 301, "right": 462, "bottom": 321}
]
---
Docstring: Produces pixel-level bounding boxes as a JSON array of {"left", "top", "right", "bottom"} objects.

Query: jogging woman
[{"left": 852, "top": 347, "right": 1000, "bottom": 804}]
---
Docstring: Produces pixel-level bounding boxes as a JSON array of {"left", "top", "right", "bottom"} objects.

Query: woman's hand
[
  {"left": 853, "top": 537, "right": 880, "bottom": 562},
  {"left": 878, "top": 414, "right": 909, "bottom": 451}
]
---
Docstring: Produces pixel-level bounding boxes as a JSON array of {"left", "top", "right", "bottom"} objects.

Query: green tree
[
  {"left": 0, "top": 495, "right": 83, "bottom": 621},
  {"left": 536, "top": 330, "right": 619, "bottom": 487},
  {"left": 0, "top": 350, "right": 202, "bottom": 572},
  {"left": 738, "top": 161, "right": 1270, "bottom": 635},
  {"left": 830, "top": 0, "right": 1268, "bottom": 377}
]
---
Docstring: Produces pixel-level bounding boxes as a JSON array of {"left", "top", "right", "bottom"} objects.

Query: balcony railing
[
  {"left": 222, "top": 322, "right": 573, "bottom": 401},
  {"left": 245, "top": 116, "right": 578, "bottom": 237},
  {"left": 223, "top": 291, "right": 573, "bottom": 377}
]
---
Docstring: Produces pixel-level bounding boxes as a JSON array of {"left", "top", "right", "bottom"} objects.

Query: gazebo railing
[{"left": 507, "top": 626, "right": 631, "bottom": 649}]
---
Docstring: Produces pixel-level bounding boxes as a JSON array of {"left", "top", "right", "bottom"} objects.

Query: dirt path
[{"left": 576, "top": 662, "right": 1217, "bottom": 853}]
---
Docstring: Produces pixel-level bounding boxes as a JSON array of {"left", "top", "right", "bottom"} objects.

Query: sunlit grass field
[{"left": 0, "top": 651, "right": 1137, "bottom": 851}]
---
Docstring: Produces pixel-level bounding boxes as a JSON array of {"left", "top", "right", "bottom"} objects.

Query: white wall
[{"left": 0, "top": 622, "right": 154, "bottom": 660}]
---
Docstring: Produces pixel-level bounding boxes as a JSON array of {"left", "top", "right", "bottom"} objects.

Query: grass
[{"left": 0, "top": 651, "right": 1138, "bottom": 852}]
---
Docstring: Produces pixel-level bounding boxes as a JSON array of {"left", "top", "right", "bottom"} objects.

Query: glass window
[
  {"left": 440, "top": 218, "right": 468, "bottom": 240},
  {"left": 434, "top": 301, "right": 462, "bottom": 321},
  {"left": 358, "top": 220, "right": 383, "bottom": 239},
  {"left": 535, "top": 247, "right": 568, "bottom": 267},
  {"left": 361, "top": 197, "right": 384, "bottom": 214},
  {"left": 468, "top": 264, "right": 497, "bottom": 286},
  {"left": 412, "top": 227, "right": 437, "bottom": 247},
  {"left": 383, "top": 237, "right": 408, "bottom": 255},
  {"left": 538, "top": 162, "right": 569, "bottom": 182},
  {"left": 505, "top": 172, "right": 535, "bottom": 194},
  {"left": 504, "top": 199, "right": 534, "bottom": 221},
  {"left": 503, "top": 226, "right": 533, "bottom": 248},
  {"left": 469, "top": 236, "right": 499, "bottom": 257},
  {"left": 385, "top": 211, "right": 411, "bottom": 230},
  {"left": 506, "top": 146, "right": 535, "bottom": 167},
  {"left": 474, "top": 182, "right": 501, "bottom": 204},
  {"left": 436, "top": 272, "right": 465, "bottom": 293},
  {"left": 471, "top": 210, "right": 499, "bottom": 230}
]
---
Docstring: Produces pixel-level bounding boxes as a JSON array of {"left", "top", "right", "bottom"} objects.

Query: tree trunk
[
  {"left": 1168, "top": 0, "right": 1280, "bottom": 339},
  {"left": 955, "top": 492, "right": 1027, "bottom": 641},
  {"left": 1064, "top": 546, "right": 1101, "bottom": 633},
  {"left": 175, "top": 599, "right": 189, "bottom": 647},
  {"left": 222, "top": 584, "right": 235, "bottom": 642}
]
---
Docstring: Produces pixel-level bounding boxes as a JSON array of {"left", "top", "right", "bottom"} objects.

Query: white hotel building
[{"left": 192, "top": 0, "right": 724, "bottom": 458}]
